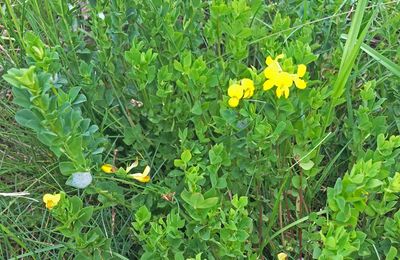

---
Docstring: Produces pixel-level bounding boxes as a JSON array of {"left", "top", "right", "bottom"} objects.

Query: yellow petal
[
  {"left": 128, "top": 166, "right": 151, "bottom": 183},
  {"left": 277, "top": 252, "right": 288, "bottom": 260},
  {"left": 128, "top": 173, "right": 151, "bottom": 183},
  {"left": 294, "top": 78, "right": 307, "bottom": 89},
  {"left": 43, "top": 193, "right": 61, "bottom": 209},
  {"left": 264, "top": 66, "right": 279, "bottom": 79},
  {"left": 101, "top": 164, "right": 116, "bottom": 174},
  {"left": 53, "top": 194, "right": 61, "bottom": 203},
  {"left": 283, "top": 87, "right": 290, "bottom": 98},
  {"left": 263, "top": 80, "right": 275, "bottom": 91},
  {"left": 276, "top": 87, "right": 283, "bottom": 98},
  {"left": 125, "top": 158, "right": 139, "bottom": 173},
  {"left": 297, "top": 64, "right": 307, "bottom": 77},
  {"left": 128, "top": 173, "right": 141, "bottom": 178},
  {"left": 277, "top": 72, "right": 293, "bottom": 88},
  {"left": 276, "top": 86, "right": 289, "bottom": 99},
  {"left": 241, "top": 78, "right": 254, "bottom": 98},
  {"left": 266, "top": 56, "right": 273, "bottom": 65},
  {"left": 228, "top": 97, "right": 240, "bottom": 107},
  {"left": 46, "top": 201, "right": 53, "bottom": 209},
  {"left": 43, "top": 194, "right": 52, "bottom": 204},
  {"left": 276, "top": 54, "right": 284, "bottom": 60},
  {"left": 142, "top": 165, "right": 151, "bottom": 176},
  {"left": 227, "top": 84, "right": 244, "bottom": 99},
  {"left": 243, "top": 89, "right": 252, "bottom": 99},
  {"left": 241, "top": 78, "right": 253, "bottom": 89},
  {"left": 134, "top": 175, "right": 151, "bottom": 183}
]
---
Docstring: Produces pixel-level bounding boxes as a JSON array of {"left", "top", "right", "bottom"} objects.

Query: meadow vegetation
[{"left": 0, "top": 0, "right": 400, "bottom": 259}]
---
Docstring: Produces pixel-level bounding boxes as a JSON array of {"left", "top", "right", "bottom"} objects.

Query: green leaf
[
  {"left": 68, "top": 87, "right": 81, "bottom": 102},
  {"left": 292, "top": 175, "right": 301, "bottom": 189},
  {"left": 365, "top": 179, "right": 383, "bottom": 189},
  {"left": 182, "top": 51, "right": 192, "bottom": 69},
  {"left": 271, "top": 121, "right": 286, "bottom": 142},
  {"left": 37, "top": 129, "right": 58, "bottom": 146},
  {"left": 174, "top": 252, "right": 184, "bottom": 260},
  {"left": 96, "top": 181, "right": 125, "bottom": 206},
  {"left": 191, "top": 101, "right": 203, "bottom": 115},
  {"left": 123, "top": 125, "right": 143, "bottom": 145},
  {"left": 64, "top": 136, "right": 85, "bottom": 164},
  {"left": 181, "top": 190, "right": 218, "bottom": 209},
  {"left": 209, "top": 143, "right": 230, "bottom": 166},
  {"left": 197, "top": 197, "right": 219, "bottom": 209},
  {"left": 386, "top": 246, "right": 398, "bottom": 260},
  {"left": 322, "top": 0, "right": 374, "bottom": 137},
  {"left": 12, "top": 87, "right": 31, "bottom": 108},
  {"left": 173, "top": 60, "right": 183, "bottom": 72},
  {"left": 134, "top": 205, "right": 151, "bottom": 228},
  {"left": 69, "top": 196, "right": 83, "bottom": 214},
  {"left": 232, "top": 195, "right": 248, "bottom": 209},
  {"left": 181, "top": 150, "right": 192, "bottom": 164},
  {"left": 78, "top": 207, "right": 94, "bottom": 224},
  {"left": 182, "top": 191, "right": 203, "bottom": 208},
  {"left": 59, "top": 161, "right": 77, "bottom": 176},
  {"left": 72, "top": 94, "right": 87, "bottom": 105},
  {"left": 299, "top": 160, "right": 314, "bottom": 170},
  {"left": 15, "top": 109, "right": 42, "bottom": 131},
  {"left": 174, "top": 159, "right": 185, "bottom": 169}
]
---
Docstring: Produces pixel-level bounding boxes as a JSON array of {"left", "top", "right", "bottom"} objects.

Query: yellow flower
[
  {"left": 263, "top": 54, "right": 308, "bottom": 98},
  {"left": 292, "top": 64, "right": 307, "bottom": 89},
  {"left": 228, "top": 97, "right": 240, "bottom": 108},
  {"left": 227, "top": 79, "right": 255, "bottom": 108},
  {"left": 43, "top": 193, "right": 61, "bottom": 209},
  {"left": 101, "top": 164, "right": 117, "bottom": 174},
  {"left": 277, "top": 252, "right": 288, "bottom": 260},
  {"left": 227, "top": 83, "right": 244, "bottom": 108},
  {"left": 228, "top": 84, "right": 244, "bottom": 99},
  {"left": 263, "top": 54, "right": 284, "bottom": 91},
  {"left": 276, "top": 71, "right": 293, "bottom": 88},
  {"left": 241, "top": 78, "right": 255, "bottom": 98},
  {"left": 128, "top": 165, "right": 151, "bottom": 183},
  {"left": 275, "top": 72, "right": 293, "bottom": 98}
]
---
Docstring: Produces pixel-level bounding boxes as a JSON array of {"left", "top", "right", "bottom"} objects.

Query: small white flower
[{"left": 98, "top": 12, "right": 105, "bottom": 20}]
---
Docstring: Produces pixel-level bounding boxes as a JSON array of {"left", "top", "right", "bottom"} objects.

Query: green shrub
[{"left": 1, "top": 0, "right": 400, "bottom": 259}]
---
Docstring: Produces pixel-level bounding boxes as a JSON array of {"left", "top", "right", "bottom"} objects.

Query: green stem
[{"left": 265, "top": 209, "right": 328, "bottom": 246}]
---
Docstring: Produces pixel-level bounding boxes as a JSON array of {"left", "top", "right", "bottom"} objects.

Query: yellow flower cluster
[
  {"left": 227, "top": 54, "right": 308, "bottom": 107},
  {"left": 101, "top": 158, "right": 150, "bottom": 183},
  {"left": 263, "top": 54, "right": 307, "bottom": 99},
  {"left": 227, "top": 78, "right": 255, "bottom": 108}
]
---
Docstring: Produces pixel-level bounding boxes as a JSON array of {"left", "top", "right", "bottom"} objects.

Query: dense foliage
[{"left": 0, "top": 0, "right": 399, "bottom": 259}]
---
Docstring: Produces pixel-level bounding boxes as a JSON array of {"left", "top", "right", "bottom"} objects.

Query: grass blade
[
  {"left": 0, "top": 223, "right": 30, "bottom": 253},
  {"left": 308, "top": 139, "right": 351, "bottom": 201},
  {"left": 340, "top": 0, "right": 368, "bottom": 70},
  {"left": 322, "top": 0, "right": 375, "bottom": 135},
  {"left": 9, "top": 245, "right": 64, "bottom": 260},
  {"left": 360, "top": 45, "right": 400, "bottom": 78},
  {"left": 267, "top": 209, "right": 328, "bottom": 245},
  {"left": 341, "top": 34, "right": 400, "bottom": 78}
]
